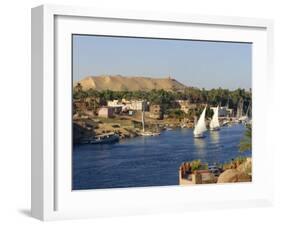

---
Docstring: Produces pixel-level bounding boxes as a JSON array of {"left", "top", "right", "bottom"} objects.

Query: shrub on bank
[{"left": 190, "top": 160, "right": 208, "bottom": 172}]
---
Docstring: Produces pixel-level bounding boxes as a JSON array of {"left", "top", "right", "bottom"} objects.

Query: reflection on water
[
  {"left": 73, "top": 124, "right": 251, "bottom": 190},
  {"left": 193, "top": 138, "right": 206, "bottom": 150},
  {"left": 210, "top": 130, "right": 220, "bottom": 144},
  {"left": 193, "top": 137, "right": 207, "bottom": 159}
]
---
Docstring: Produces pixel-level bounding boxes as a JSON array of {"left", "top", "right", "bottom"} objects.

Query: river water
[{"left": 73, "top": 123, "right": 251, "bottom": 190}]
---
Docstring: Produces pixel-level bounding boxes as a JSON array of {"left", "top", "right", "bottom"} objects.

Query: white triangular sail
[
  {"left": 237, "top": 98, "right": 244, "bottom": 119},
  {"left": 210, "top": 106, "right": 220, "bottom": 130},
  {"left": 193, "top": 107, "right": 207, "bottom": 136},
  {"left": 239, "top": 103, "right": 251, "bottom": 123},
  {"left": 245, "top": 103, "right": 251, "bottom": 119}
]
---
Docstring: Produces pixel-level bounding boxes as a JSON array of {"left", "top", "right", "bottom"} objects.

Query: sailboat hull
[
  {"left": 139, "top": 131, "right": 160, "bottom": 136},
  {"left": 210, "top": 127, "right": 220, "bottom": 131},
  {"left": 193, "top": 133, "right": 205, "bottom": 138}
]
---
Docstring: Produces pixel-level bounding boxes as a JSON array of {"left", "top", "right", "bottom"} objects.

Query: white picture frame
[{"left": 31, "top": 4, "right": 274, "bottom": 221}]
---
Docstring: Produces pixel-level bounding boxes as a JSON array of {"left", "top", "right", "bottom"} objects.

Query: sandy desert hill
[{"left": 75, "top": 75, "right": 188, "bottom": 92}]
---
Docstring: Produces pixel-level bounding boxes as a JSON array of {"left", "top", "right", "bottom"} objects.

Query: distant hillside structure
[
  {"left": 175, "top": 100, "right": 197, "bottom": 114},
  {"left": 98, "top": 107, "right": 114, "bottom": 118},
  {"left": 149, "top": 104, "right": 163, "bottom": 120}
]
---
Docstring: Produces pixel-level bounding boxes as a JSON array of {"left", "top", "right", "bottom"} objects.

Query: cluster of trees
[{"left": 74, "top": 83, "right": 251, "bottom": 118}]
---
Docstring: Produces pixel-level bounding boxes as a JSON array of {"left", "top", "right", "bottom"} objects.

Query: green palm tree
[{"left": 239, "top": 124, "right": 252, "bottom": 152}]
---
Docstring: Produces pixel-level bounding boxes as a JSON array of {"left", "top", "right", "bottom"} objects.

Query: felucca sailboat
[
  {"left": 139, "top": 110, "right": 160, "bottom": 136},
  {"left": 193, "top": 106, "right": 207, "bottom": 138},
  {"left": 210, "top": 106, "right": 220, "bottom": 131},
  {"left": 239, "top": 103, "right": 251, "bottom": 124}
]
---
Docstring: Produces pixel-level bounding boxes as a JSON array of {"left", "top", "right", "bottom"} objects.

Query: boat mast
[
  {"left": 246, "top": 102, "right": 251, "bottom": 117},
  {"left": 226, "top": 97, "right": 229, "bottom": 109},
  {"left": 142, "top": 101, "right": 145, "bottom": 132},
  {"left": 142, "top": 110, "right": 145, "bottom": 132}
]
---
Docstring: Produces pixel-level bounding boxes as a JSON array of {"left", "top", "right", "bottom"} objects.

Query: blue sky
[{"left": 73, "top": 35, "right": 252, "bottom": 90}]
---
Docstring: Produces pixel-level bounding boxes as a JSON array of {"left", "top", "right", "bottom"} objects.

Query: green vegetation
[
  {"left": 166, "top": 109, "right": 186, "bottom": 119},
  {"left": 190, "top": 160, "right": 201, "bottom": 172},
  {"left": 190, "top": 160, "right": 208, "bottom": 172},
  {"left": 73, "top": 83, "right": 252, "bottom": 119},
  {"left": 239, "top": 124, "right": 252, "bottom": 152}
]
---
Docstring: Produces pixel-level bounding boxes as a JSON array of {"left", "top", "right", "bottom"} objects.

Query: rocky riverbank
[
  {"left": 218, "top": 157, "right": 252, "bottom": 183},
  {"left": 179, "top": 157, "right": 252, "bottom": 185},
  {"left": 73, "top": 115, "right": 195, "bottom": 144}
]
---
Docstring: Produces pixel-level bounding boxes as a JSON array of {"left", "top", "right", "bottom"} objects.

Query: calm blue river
[{"left": 73, "top": 124, "right": 251, "bottom": 190}]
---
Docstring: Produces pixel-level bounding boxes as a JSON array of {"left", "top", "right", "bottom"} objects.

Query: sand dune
[{"left": 75, "top": 75, "right": 188, "bottom": 92}]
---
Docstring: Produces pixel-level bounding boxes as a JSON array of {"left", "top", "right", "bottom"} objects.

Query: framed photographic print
[{"left": 31, "top": 4, "right": 274, "bottom": 221}]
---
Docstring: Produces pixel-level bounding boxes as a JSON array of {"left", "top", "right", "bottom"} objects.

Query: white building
[
  {"left": 129, "top": 100, "right": 146, "bottom": 111},
  {"left": 107, "top": 100, "right": 128, "bottom": 112},
  {"left": 107, "top": 99, "right": 147, "bottom": 112}
]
